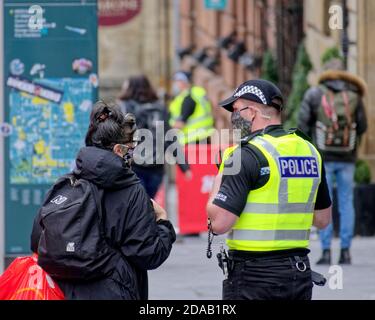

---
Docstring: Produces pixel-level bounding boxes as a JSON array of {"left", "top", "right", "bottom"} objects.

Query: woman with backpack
[
  {"left": 118, "top": 74, "right": 191, "bottom": 198},
  {"left": 30, "top": 101, "right": 176, "bottom": 300}
]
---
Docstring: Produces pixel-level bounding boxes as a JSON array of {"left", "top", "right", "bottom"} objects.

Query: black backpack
[{"left": 36, "top": 174, "right": 118, "bottom": 281}]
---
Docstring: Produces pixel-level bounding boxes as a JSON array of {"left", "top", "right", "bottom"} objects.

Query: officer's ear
[{"left": 246, "top": 105, "right": 258, "bottom": 121}]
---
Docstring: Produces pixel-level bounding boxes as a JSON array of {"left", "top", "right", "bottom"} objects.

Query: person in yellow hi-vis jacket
[
  {"left": 206, "top": 79, "right": 332, "bottom": 300},
  {"left": 169, "top": 71, "right": 214, "bottom": 145}
]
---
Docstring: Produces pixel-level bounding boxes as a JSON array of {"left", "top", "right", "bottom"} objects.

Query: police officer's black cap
[{"left": 219, "top": 79, "right": 284, "bottom": 112}]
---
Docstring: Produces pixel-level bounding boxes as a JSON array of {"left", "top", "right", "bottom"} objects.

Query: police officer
[
  {"left": 169, "top": 71, "right": 214, "bottom": 145},
  {"left": 206, "top": 79, "right": 332, "bottom": 300}
]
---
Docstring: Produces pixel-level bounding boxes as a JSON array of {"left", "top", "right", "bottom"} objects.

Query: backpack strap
[
  {"left": 322, "top": 90, "right": 339, "bottom": 131},
  {"left": 341, "top": 91, "right": 353, "bottom": 125},
  {"left": 88, "top": 182, "right": 106, "bottom": 240}
]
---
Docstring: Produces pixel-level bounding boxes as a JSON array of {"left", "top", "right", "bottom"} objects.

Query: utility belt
[
  {"left": 206, "top": 221, "right": 327, "bottom": 288},
  {"left": 228, "top": 249, "right": 309, "bottom": 261},
  {"left": 216, "top": 247, "right": 326, "bottom": 287}
]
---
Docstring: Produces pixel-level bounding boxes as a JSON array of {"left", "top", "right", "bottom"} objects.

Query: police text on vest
[{"left": 278, "top": 157, "right": 319, "bottom": 178}]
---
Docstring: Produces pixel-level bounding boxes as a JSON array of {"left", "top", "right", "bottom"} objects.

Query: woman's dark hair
[
  {"left": 85, "top": 100, "right": 136, "bottom": 149},
  {"left": 118, "top": 74, "right": 158, "bottom": 103}
]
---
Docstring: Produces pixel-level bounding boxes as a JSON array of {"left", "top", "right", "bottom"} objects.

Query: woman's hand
[{"left": 151, "top": 199, "right": 168, "bottom": 221}]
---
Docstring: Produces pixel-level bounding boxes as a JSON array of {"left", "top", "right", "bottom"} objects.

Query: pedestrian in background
[
  {"left": 118, "top": 75, "right": 191, "bottom": 198},
  {"left": 298, "top": 57, "right": 367, "bottom": 265},
  {"left": 169, "top": 71, "right": 215, "bottom": 145}
]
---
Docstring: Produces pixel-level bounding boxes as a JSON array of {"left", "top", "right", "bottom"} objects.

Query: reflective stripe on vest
[
  {"left": 228, "top": 229, "right": 311, "bottom": 241},
  {"left": 169, "top": 86, "right": 214, "bottom": 145},
  {"left": 226, "top": 133, "right": 322, "bottom": 252}
]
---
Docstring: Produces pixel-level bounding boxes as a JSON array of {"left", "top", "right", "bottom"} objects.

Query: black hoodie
[{"left": 31, "top": 147, "right": 176, "bottom": 300}]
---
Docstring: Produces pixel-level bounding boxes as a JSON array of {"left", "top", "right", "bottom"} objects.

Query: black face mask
[
  {"left": 231, "top": 111, "right": 252, "bottom": 138},
  {"left": 123, "top": 147, "right": 134, "bottom": 167},
  {"left": 113, "top": 143, "right": 135, "bottom": 168}
]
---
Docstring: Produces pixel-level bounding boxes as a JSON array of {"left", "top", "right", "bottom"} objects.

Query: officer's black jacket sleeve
[
  {"left": 212, "top": 147, "right": 260, "bottom": 216},
  {"left": 177, "top": 95, "right": 196, "bottom": 123},
  {"left": 164, "top": 109, "right": 190, "bottom": 173},
  {"left": 105, "top": 183, "right": 176, "bottom": 271},
  {"left": 314, "top": 164, "right": 332, "bottom": 210}
]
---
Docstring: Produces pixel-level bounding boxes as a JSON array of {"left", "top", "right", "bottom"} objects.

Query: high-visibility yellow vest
[
  {"left": 169, "top": 86, "right": 214, "bottom": 145},
  {"left": 220, "top": 133, "right": 322, "bottom": 252}
]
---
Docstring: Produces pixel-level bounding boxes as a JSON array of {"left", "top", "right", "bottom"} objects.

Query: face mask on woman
[{"left": 113, "top": 143, "right": 135, "bottom": 168}]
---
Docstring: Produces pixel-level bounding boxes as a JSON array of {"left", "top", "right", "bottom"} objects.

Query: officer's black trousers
[{"left": 222, "top": 255, "right": 313, "bottom": 300}]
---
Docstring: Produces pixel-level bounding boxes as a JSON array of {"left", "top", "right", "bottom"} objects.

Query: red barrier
[{"left": 176, "top": 144, "right": 224, "bottom": 234}]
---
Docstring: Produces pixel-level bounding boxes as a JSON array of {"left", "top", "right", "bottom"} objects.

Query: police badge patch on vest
[
  {"left": 278, "top": 157, "right": 320, "bottom": 178},
  {"left": 260, "top": 166, "right": 270, "bottom": 176}
]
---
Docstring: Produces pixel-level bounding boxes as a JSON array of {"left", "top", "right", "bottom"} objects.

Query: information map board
[{"left": 3, "top": 0, "right": 98, "bottom": 255}]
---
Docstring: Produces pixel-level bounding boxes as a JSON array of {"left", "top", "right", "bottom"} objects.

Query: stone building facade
[
  {"left": 98, "top": 0, "right": 174, "bottom": 100},
  {"left": 177, "top": 0, "right": 304, "bottom": 130}
]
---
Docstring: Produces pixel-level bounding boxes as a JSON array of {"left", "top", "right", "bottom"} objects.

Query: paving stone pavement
[{"left": 148, "top": 235, "right": 375, "bottom": 300}]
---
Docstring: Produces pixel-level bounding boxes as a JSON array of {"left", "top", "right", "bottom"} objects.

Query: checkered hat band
[{"left": 234, "top": 85, "right": 267, "bottom": 105}]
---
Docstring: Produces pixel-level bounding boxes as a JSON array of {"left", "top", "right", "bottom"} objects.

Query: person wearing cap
[
  {"left": 206, "top": 79, "right": 332, "bottom": 300},
  {"left": 169, "top": 71, "right": 214, "bottom": 145}
]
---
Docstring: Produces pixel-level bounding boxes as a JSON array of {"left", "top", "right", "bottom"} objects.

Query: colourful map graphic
[{"left": 9, "top": 78, "right": 93, "bottom": 184}]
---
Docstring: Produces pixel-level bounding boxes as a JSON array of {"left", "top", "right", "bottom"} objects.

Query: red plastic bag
[{"left": 0, "top": 254, "right": 64, "bottom": 300}]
